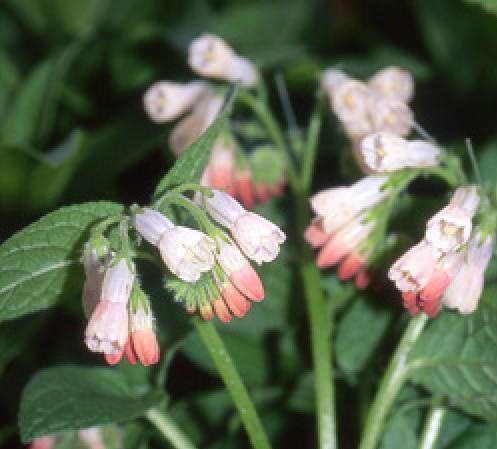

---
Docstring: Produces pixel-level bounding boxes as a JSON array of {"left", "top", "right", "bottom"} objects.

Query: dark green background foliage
[{"left": 2, "top": 0, "right": 497, "bottom": 448}]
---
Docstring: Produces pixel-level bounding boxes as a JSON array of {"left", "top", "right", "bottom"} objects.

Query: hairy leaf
[
  {"left": 19, "top": 365, "right": 163, "bottom": 442},
  {"left": 0, "top": 201, "right": 123, "bottom": 322}
]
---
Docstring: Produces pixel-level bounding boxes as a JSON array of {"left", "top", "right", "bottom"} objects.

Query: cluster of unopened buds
[
  {"left": 143, "top": 33, "right": 285, "bottom": 209},
  {"left": 308, "top": 65, "right": 496, "bottom": 318},
  {"left": 29, "top": 427, "right": 111, "bottom": 449},
  {"left": 82, "top": 189, "right": 285, "bottom": 366},
  {"left": 389, "top": 186, "right": 494, "bottom": 317}
]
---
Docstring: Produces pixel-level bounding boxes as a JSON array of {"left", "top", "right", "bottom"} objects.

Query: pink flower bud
[
  {"left": 79, "top": 427, "right": 106, "bottom": 449},
  {"left": 208, "top": 136, "right": 235, "bottom": 192},
  {"left": 231, "top": 212, "right": 286, "bottom": 264},
  {"left": 218, "top": 278, "right": 251, "bottom": 317},
  {"left": 234, "top": 170, "right": 255, "bottom": 209},
  {"left": 100, "top": 259, "right": 135, "bottom": 304},
  {"left": 205, "top": 190, "right": 245, "bottom": 228},
  {"left": 29, "top": 436, "right": 56, "bottom": 449},
  {"left": 128, "top": 300, "right": 160, "bottom": 366},
  {"left": 213, "top": 297, "right": 232, "bottom": 323},
  {"left": 425, "top": 186, "right": 480, "bottom": 253},
  {"left": 134, "top": 207, "right": 174, "bottom": 246},
  {"left": 143, "top": 80, "right": 208, "bottom": 123},
  {"left": 158, "top": 227, "right": 215, "bottom": 282},
  {"left": 304, "top": 219, "right": 330, "bottom": 248},
  {"left": 368, "top": 66, "right": 414, "bottom": 103},
  {"left": 82, "top": 244, "right": 108, "bottom": 318}
]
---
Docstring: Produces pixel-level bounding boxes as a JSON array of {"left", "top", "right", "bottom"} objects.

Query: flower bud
[
  {"left": 134, "top": 207, "right": 174, "bottom": 246},
  {"left": 100, "top": 258, "right": 135, "bottom": 304},
  {"left": 81, "top": 243, "right": 108, "bottom": 318},
  {"left": 29, "top": 436, "right": 56, "bottom": 449},
  {"left": 205, "top": 189, "right": 245, "bottom": 229},
  {"left": 127, "top": 298, "right": 160, "bottom": 366},
  {"left": 78, "top": 427, "right": 105, "bottom": 449},
  {"left": 143, "top": 80, "right": 208, "bottom": 123},
  {"left": 231, "top": 212, "right": 286, "bottom": 264},
  {"left": 368, "top": 66, "right": 414, "bottom": 103}
]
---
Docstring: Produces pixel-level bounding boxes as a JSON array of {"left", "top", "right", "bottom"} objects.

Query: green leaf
[
  {"left": 447, "top": 424, "right": 497, "bottom": 449},
  {"left": 464, "top": 0, "right": 497, "bottom": 17},
  {"left": 477, "top": 139, "right": 497, "bottom": 185},
  {"left": 19, "top": 365, "right": 163, "bottom": 442},
  {"left": 0, "top": 201, "right": 123, "bottom": 322},
  {"left": 408, "top": 287, "right": 497, "bottom": 421},
  {"left": 154, "top": 90, "right": 235, "bottom": 196},
  {"left": 335, "top": 296, "right": 393, "bottom": 382}
]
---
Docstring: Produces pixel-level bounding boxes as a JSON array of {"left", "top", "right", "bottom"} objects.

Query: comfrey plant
[{"left": 3, "top": 32, "right": 497, "bottom": 449}]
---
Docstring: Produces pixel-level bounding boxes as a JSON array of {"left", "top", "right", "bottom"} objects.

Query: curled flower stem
[
  {"left": 193, "top": 318, "right": 272, "bottom": 449},
  {"left": 154, "top": 183, "right": 213, "bottom": 209},
  {"left": 145, "top": 408, "right": 198, "bottom": 449},
  {"left": 165, "top": 194, "right": 218, "bottom": 236},
  {"left": 416, "top": 405, "right": 447, "bottom": 449},
  {"left": 357, "top": 313, "right": 429, "bottom": 449}
]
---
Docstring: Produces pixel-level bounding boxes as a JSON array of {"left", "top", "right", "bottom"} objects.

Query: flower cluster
[
  {"left": 81, "top": 188, "right": 285, "bottom": 365},
  {"left": 389, "top": 186, "right": 494, "bottom": 317},
  {"left": 29, "top": 427, "right": 112, "bottom": 449},
  {"left": 143, "top": 34, "right": 285, "bottom": 209}
]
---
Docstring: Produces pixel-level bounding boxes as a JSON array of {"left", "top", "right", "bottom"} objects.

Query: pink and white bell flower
[
  {"left": 169, "top": 93, "right": 224, "bottom": 155},
  {"left": 85, "top": 258, "right": 135, "bottom": 363},
  {"left": 216, "top": 236, "right": 264, "bottom": 301},
  {"left": 321, "top": 68, "right": 348, "bottom": 94},
  {"left": 368, "top": 66, "right": 414, "bottom": 103},
  {"left": 360, "top": 132, "right": 440, "bottom": 172},
  {"left": 309, "top": 175, "right": 390, "bottom": 234},
  {"left": 425, "top": 186, "right": 480, "bottom": 253},
  {"left": 124, "top": 299, "right": 160, "bottom": 367},
  {"left": 188, "top": 34, "right": 259, "bottom": 87},
  {"left": 234, "top": 169, "right": 256, "bottom": 209},
  {"left": 368, "top": 96, "right": 413, "bottom": 137},
  {"left": 205, "top": 189, "right": 246, "bottom": 229},
  {"left": 388, "top": 241, "right": 442, "bottom": 294},
  {"left": 29, "top": 436, "right": 56, "bottom": 449},
  {"left": 215, "top": 275, "right": 251, "bottom": 318},
  {"left": 78, "top": 427, "right": 106, "bottom": 449},
  {"left": 330, "top": 79, "right": 373, "bottom": 137},
  {"left": 134, "top": 207, "right": 174, "bottom": 246},
  {"left": 443, "top": 233, "right": 494, "bottom": 314},
  {"left": 81, "top": 242, "right": 109, "bottom": 318},
  {"left": 206, "top": 136, "right": 236, "bottom": 194},
  {"left": 143, "top": 80, "right": 208, "bottom": 123}
]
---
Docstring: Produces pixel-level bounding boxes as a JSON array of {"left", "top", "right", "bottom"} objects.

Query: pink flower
[
  {"left": 216, "top": 277, "right": 251, "bottom": 318},
  {"left": 207, "top": 136, "right": 236, "bottom": 194},
  {"left": 368, "top": 96, "right": 413, "bottom": 137},
  {"left": 425, "top": 186, "right": 480, "bottom": 253},
  {"left": 234, "top": 169, "right": 256, "bottom": 209},
  {"left": 81, "top": 244, "right": 108, "bottom": 318},
  {"left": 368, "top": 66, "right": 414, "bottom": 103},
  {"left": 29, "top": 436, "right": 56, "bottom": 449},
  {"left": 78, "top": 427, "right": 106, "bottom": 449},
  {"left": 443, "top": 233, "right": 494, "bottom": 314},
  {"left": 134, "top": 207, "right": 174, "bottom": 246}
]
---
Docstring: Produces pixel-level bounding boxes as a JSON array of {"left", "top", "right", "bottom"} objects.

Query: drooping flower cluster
[
  {"left": 81, "top": 187, "right": 285, "bottom": 365},
  {"left": 305, "top": 175, "right": 391, "bottom": 288},
  {"left": 389, "top": 186, "right": 494, "bottom": 316},
  {"left": 143, "top": 34, "right": 285, "bottom": 209},
  {"left": 29, "top": 426, "right": 113, "bottom": 449}
]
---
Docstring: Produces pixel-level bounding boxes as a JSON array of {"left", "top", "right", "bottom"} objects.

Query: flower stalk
[
  {"left": 416, "top": 405, "right": 447, "bottom": 449},
  {"left": 146, "top": 408, "right": 198, "bottom": 449}
]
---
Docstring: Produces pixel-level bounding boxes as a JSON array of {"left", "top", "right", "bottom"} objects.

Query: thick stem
[
  {"left": 416, "top": 406, "right": 447, "bottom": 449},
  {"left": 193, "top": 318, "right": 272, "bottom": 449},
  {"left": 358, "top": 313, "right": 429, "bottom": 449},
  {"left": 146, "top": 408, "right": 197, "bottom": 449}
]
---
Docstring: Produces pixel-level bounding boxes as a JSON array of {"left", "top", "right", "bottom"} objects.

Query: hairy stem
[
  {"left": 358, "top": 313, "right": 429, "bottom": 449},
  {"left": 146, "top": 408, "right": 198, "bottom": 449},
  {"left": 193, "top": 318, "right": 272, "bottom": 449},
  {"left": 416, "top": 406, "right": 447, "bottom": 449}
]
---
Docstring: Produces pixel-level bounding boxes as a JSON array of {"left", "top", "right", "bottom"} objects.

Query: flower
[
  {"left": 360, "top": 132, "right": 440, "bottom": 172},
  {"left": 134, "top": 207, "right": 174, "bottom": 246},
  {"left": 29, "top": 436, "right": 56, "bottom": 449},
  {"left": 206, "top": 135, "right": 236, "bottom": 195},
  {"left": 143, "top": 80, "right": 208, "bottom": 123},
  {"left": 204, "top": 189, "right": 246, "bottom": 228},
  {"left": 368, "top": 66, "right": 414, "bottom": 103},
  {"left": 321, "top": 68, "right": 348, "bottom": 94},
  {"left": 368, "top": 96, "right": 413, "bottom": 137},
  {"left": 159, "top": 226, "right": 216, "bottom": 282},
  {"left": 309, "top": 175, "right": 390, "bottom": 233},
  {"left": 169, "top": 93, "right": 224, "bottom": 155},
  {"left": 84, "top": 258, "right": 134, "bottom": 362},
  {"left": 443, "top": 233, "right": 494, "bottom": 314},
  {"left": 233, "top": 169, "right": 256, "bottom": 209},
  {"left": 124, "top": 298, "right": 159, "bottom": 366},
  {"left": 78, "top": 427, "right": 106, "bottom": 449},
  {"left": 81, "top": 243, "right": 109, "bottom": 318},
  {"left": 425, "top": 186, "right": 480, "bottom": 253},
  {"left": 188, "top": 34, "right": 259, "bottom": 87}
]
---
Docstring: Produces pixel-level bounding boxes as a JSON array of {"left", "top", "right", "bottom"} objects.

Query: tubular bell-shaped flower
[
  {"left": 85, "top": 258, "right": 135, "bottom": 363},
  {"left": 368, "top": 96, "right": 413, "bottom": 137},
  {"left": 81, "top": 241, "right": 109, "bottom": 318},
  {"left": 143, "top": 80, "right": 208, "bottom": 123},
  {"left": 188, "top": 34, "right": 259, "bottom": 87},
  {"left": 29, "top": 436, "right": 56, "bottom": 449},
  {"left": 360, "top": 132, "right": 440, "bottom": 172},
  {"left": 78, "top": 427, "right": 106, "bottom": 449},
  {"left": 368, "top": 66, "right": 414, "bottom": 103},
  {"left": 425, "top": 186, "right": 480, "bottom": 253}
]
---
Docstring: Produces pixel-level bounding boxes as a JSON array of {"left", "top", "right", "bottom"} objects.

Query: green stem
[
  {"left": 154, "top": 183, "right": 213, "bottom": 209},
  {"left": 301, "top": 98, "right": 324, "bottom": 191},
  {"left": 236, "top": 89, "right": 298, "bottom": 189},
  {"left": 416, "top": 406, "right": 447, "bottom": 449},
  {"left": 193, "top": 318, "right": 272, "bottom": 449},
  {"left": 146, "top": 408, "right": 198, "bottom": 449},
  {"left": 358, "top": 313, "right": 429, "bottom": 449}
]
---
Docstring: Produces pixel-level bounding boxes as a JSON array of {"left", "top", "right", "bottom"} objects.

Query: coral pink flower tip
[
  {"left": 235, "top": 172, "right": 255, "bottom": 209},
  {"left": 355, "top": 270, "right": 372, "bottom": 289},
  {"left": 213, "top": 298, "right": 232, "bottom": 323},
  {"left": 105, "top": 351, "right": 123, "bottom": 366},
  {"left": 421, "top": 299, "right": 440, "bottom": 318},
  {"left": 132, "top": 329, "right": 160, "bottom": 366},
  {"left": 402, "top": 291, "right": 420, "bottom": 316},
  {"left": 29, "top": 436, "right": 56, "bottom": 449},
  {"left": 419, "top": 270, "right": 451, "bottom": 304},
  {"left": 200, "top": 303, "right": 214, "bottom": 321},
  {"left": 230, "top": 264, "right": 264, "bottom": 301},
  {"left": 316, "top": 237, "right": 348, "bottom": 268},
  {"left": 304, "top": 220, "right": 329, "bottom": 248},
  {"left": 222, "top": 282, "right": 250, "bottom": 317},
  {"left": 124, "top": 338, "right": 137, "bottom": 365},
  {"left": 338, "top": 253, "right": 364, "bottom": 280}
]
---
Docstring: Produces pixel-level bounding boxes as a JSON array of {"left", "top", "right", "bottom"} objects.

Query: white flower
[
  {"left": 100, "top": 258, "right": 135, "bottom": 304},
  {"left": 425, "top": 186, "right": 480, "bottom": 253},
  {"left": 388, "top": 241, "right": 442, "bottom": 293},
  {"left": 205, "top": 189, "right": 245, "bottom": 228},
  {"left": 158, "top": 227, "right": 215, "bottom": 282},
  {"left": 368, "top": 66, "right": 414, "bottom": 103},
  {"left": 369, "top": 96, "right": 413, "bottom": 137},
  {"left": 134, "top": 207, "right": 174, "bottom": 246},
  {"left": 169, "top": 93, "right": 224, "bottom": 155},
  {"left": 143, "top": 80, "right": 208, "bottom": 123},
  {"left": 231, "top": 212, "right": 286, "bottom": 264},
  {"left": 188, "top": 34, "right": 259, "bottom": 87},
  {"left": 360, "top": 132, "right": 439, "bottom": 172},
  {"left": 443, "top": 233, "right": 494, "bottom": 314},
  {"left": 82, "top": 244, "right": 108, "bottom": 318},
  {"left": 310, "top": 175, "right": 390, "bottom": 233},
  {"left": 321, "top": 68, "right": 348, "bottom": 94}
]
